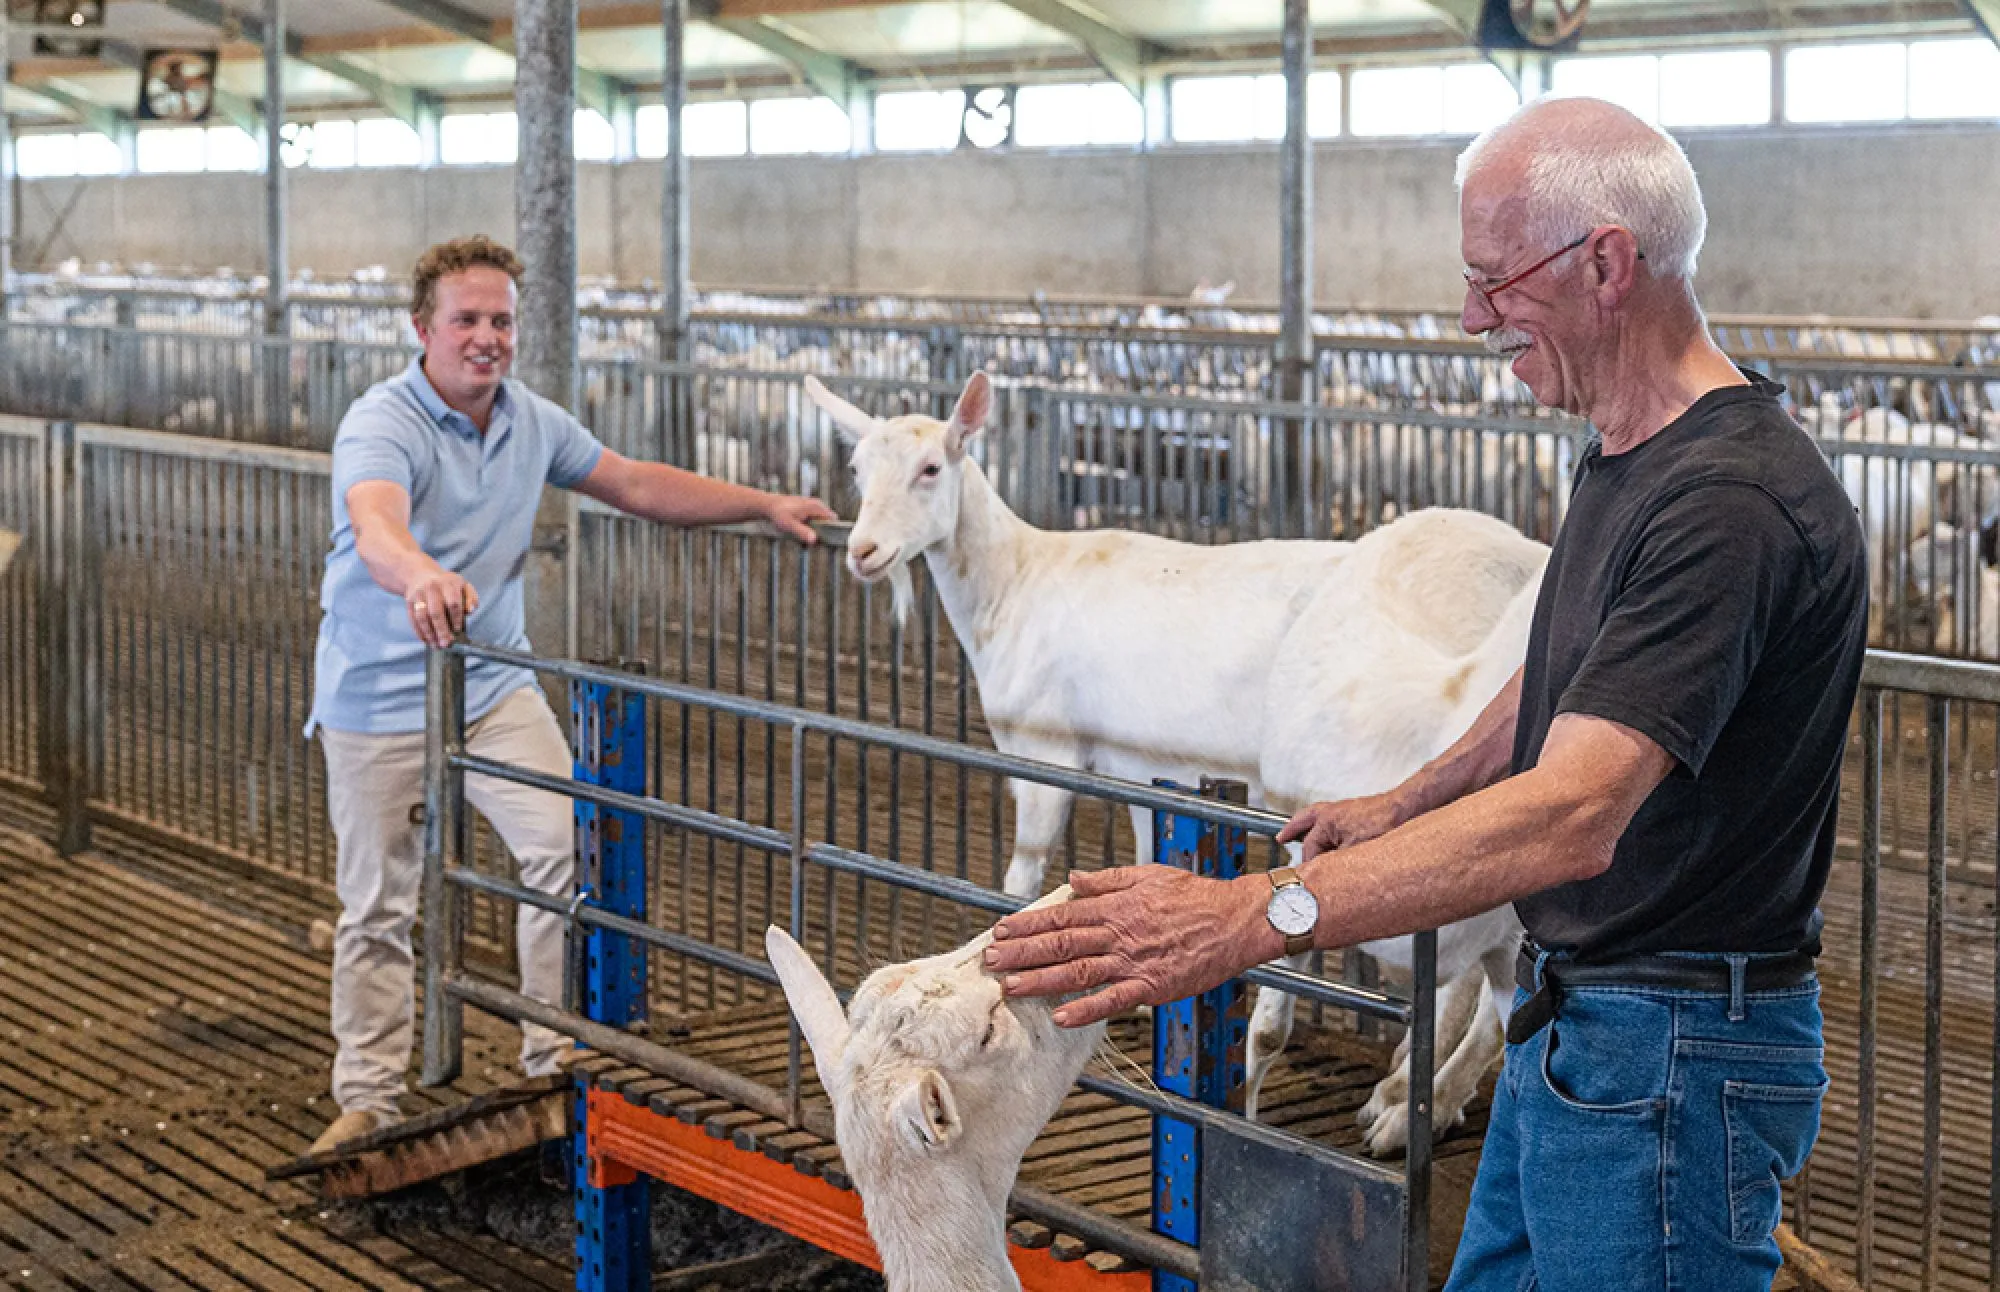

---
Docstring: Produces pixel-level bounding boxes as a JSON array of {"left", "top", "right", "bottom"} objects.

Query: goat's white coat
[
  {"left": 806, "top": 372, "right": 1547, "bottom": 1151},
  {"left": 768, "top": 892, "right": 1104, "bottom": 1292}
]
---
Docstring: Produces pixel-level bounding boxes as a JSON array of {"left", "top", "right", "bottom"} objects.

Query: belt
[{"left": 1507, "top": 939, "right": 1818, "bottom": 1045}]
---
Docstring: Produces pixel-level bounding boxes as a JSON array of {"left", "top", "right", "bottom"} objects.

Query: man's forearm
[
  {"left": 1277, "top": 709, "right": 1668, "bottom": 960},
  {"left": 609, "top": 460, "right": 777, "bottom": 528},
  {"left": 1384, "top": 669, "right": 1523, "bottom": 820},
  {"left": 356, "top": 526, "right": 444, "bottom": 598},
  {"left": 1290, "top": 760, "right": 1617, "bottom": 957}
]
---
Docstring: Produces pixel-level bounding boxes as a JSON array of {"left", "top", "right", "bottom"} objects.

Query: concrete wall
[{"left": 16, "top": 123, "right": 1999, "bottom": 318}]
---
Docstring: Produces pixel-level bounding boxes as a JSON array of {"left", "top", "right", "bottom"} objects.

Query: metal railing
[
  {"left": 8, "top": 333, "right": 2000, "bottom": 667},
  {"left": 1813, "top": 651, "right": 2000, "bottom": 1292},
  {"left": 14, "top": 320, "right": 2000, "bottom": 661},
  {"left": 12, "top": 271, "right": 1999, "bottom": 367},
  {"left": 419, "top": 637, "right": 1441, "bottom": 1292},
  {"left": 0, "top": 411, "right": 1994, "bottom": 1286}
]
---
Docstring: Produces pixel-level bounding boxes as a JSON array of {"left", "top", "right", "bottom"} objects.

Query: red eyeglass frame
[{"left": 1462, "top": 232, "right": 1592, "bottom": 315}]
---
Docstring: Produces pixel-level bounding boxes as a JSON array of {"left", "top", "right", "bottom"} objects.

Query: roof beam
[
  {"left": 1967, "top": 0, "right": 2000, "bottom": 45},
  {"left": 991, "top": 0, "right": 1159, "bottom": 97},
  {"left": 361, "top": 0, "right": 629, "bottom": 119},
  {"left": 23, "top": 78, "right": 128, "bottom": 139},
  {"left": 152, "top": 0, "right": 429, "bottom": 126},
  {"left": 695, "top": 1, "right": 863, "bottom": 102}
]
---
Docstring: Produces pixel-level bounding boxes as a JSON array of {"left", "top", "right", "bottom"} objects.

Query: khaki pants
[{"left": 319, "top": 686, "right": 575, "bottom": 1117}]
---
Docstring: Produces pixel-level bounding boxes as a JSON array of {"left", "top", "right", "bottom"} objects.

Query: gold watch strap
[{"left": 1268, "top": 870, "right": 1315, "bottom": 957}]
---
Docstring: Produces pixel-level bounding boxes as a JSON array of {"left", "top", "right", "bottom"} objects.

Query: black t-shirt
[{"left": 1510, "top": 374, "right": 1868, "bottom": 960}]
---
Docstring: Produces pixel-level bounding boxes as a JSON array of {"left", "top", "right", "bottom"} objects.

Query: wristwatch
[{"left": 1265, "top": 869, "right": 1319, "bottom": 957}]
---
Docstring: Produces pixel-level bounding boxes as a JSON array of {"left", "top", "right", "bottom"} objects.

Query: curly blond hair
[{"left": 411, "top": 235, "right": 524, "bottom": 325}]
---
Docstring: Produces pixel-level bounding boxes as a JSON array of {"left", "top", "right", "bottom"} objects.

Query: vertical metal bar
[
  {"left": 572, "top": 665, "right": 652, "bottom": 1290},
  {"left": 0, "top": 0, "right": 13, "bottom": 298},
  {"left": 1276, "top": 0, "right": 1314, "bottom": 533},
  {"left": 516, "top": 0, "right": 582, "bottom": 676},
  {"left": 734, "top": 536, "right": 749, "bottom": 1001},
  {"left": 659, "top": 0, "right": 691, "bottom": 365},
  {"left": 575, "top": 668, "right": 650, "bottom": 1026},
  {"left": 704, "top": 533, "right": 720, "bottom": 1006},
  {"left": 419, "top": 645, "right": 468, "bottom": 1087},
  {"left": 263, "top": 0, "right": 287, "bottom": 343},
  {"left": 1151, "top": 780, "right": 1205, "bottom": 1292},
  {"left": 40, "top": 422, "right": 89, "bottom": 855},
  {"left": 786, "top": 721, "right": 807, "bottom": 1128},
  {"left": 1195, "top": 777, "right": 1249, "bottom": 1115},
  {"left": 921, "top": 589, "right": 937, "bottom": 950},
  {"left": 1920, "top": 694, "right": 1946, "bottom": 1292},
  {"left": 515, "top": 0, "right": 578, "bottom": 406},
  {"left": 1405, "top": 928, "right": 1437, "bottom": 1292}
]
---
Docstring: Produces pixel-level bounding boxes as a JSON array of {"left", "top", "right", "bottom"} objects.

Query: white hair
[{"left": 1455, "top": 97, "right": 1707, "bottom": 281}]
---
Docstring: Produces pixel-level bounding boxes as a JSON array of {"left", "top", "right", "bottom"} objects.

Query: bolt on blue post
[
  {"left": 573, "top": 672, "right": 650, "bottom": 1292},
  {"left": 1151, "top": 777, "right": 1250, "bottom": 1292}
]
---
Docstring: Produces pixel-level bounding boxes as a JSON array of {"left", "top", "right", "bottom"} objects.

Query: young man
[
  {"left": 307, "top": 235, "right": 833, "bottom": 1153},
  {"left": 984, "top": 98, "right": 1867, "bottom": 1290}
]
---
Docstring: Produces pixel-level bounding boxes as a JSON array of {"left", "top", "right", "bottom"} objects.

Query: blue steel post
[
  {"left": 1152, "top": 777, "right": 1249, "bottom": 1292},
  {"left": 573, "top": 675, "right": 650, "bottom": 1292}
]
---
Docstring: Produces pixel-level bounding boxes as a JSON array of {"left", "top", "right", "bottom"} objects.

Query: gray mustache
[{"left": 1483, "top": 329, "right": 1532, "bottom": 356}]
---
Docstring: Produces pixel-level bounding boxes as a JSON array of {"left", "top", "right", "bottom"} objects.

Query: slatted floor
[
  {"left": 0, "top": 799, "right": 577, "bottom": 1292},
  {"left": 2, "top": 755, "right": 1995, "bottom": 1291}
]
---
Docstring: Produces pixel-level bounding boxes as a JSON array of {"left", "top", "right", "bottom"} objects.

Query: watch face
[{"left": 1269, "top": 884, "right": 1318, "bottom": 937}]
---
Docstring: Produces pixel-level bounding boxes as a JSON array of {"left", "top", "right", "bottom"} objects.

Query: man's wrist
[{"left": 1237, "top": 873, "right": 1290, "bottom": 963}]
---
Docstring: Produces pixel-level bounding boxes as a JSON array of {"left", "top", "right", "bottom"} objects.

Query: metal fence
[
  {"left": 418, "top": 638, "right": 1442, "bottom": 1291},
  {"left": 0, "top": 323, "right": 409, "bottom": 447},
  {"left": 13, "top": 272, "right": 2000, "bottom": 365},
  {"left": 1804, "top": 653, "right": 2000, "bottom": 1291},
  {"left": 10, "top": 322, "right": 2000, "bottom": 661},
  {"left": 0, "top": 420, "right": 43, "bottom": 793},
  {"left": 1, "top": 411, "right": 1995, "bottom": 1286}
]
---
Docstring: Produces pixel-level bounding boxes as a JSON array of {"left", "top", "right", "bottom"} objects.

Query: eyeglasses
[
  {"left": 1462, "top": 233, "right": 1592, "bottom": 316},
  {"left": 1461, "top": 230, "right": 1648, "bottom": 317}
]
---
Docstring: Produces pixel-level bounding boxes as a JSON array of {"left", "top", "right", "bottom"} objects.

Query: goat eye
[
  {"left": 981, "top": 1017, "right": 997, "bottom": 1048},
  {"left": 920, "top": 463, "right": 942, "bottom": 480}
]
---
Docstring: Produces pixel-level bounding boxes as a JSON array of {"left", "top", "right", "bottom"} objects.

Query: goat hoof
[
  {"left": 1358, "top": 1078, "right": 1406, "bottom": 1131},
  {"left": 1360, "top": 1103, "right": 1466, "bottom": 1157},
  {"left": 1362, "top": 1105, "right": 1409, "bottom": 1156}
]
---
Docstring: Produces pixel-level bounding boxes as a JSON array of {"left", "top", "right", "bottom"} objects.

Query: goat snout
[{"left": 848, "top": 541, "right": 900, "bottom": 580}]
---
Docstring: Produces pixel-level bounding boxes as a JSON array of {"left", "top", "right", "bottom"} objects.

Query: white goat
[
  {"left": 1807, "top": 406, "right": 1995, "bottom": 643},
  {"left": 1907, "top": 522, "right": 2000, "bottom": 658},
  {"left": 1253, "top": 561, "right": 1543, "bottom": 1146},
  {"left": 767, "top": 891, "right": 1105, "bottom": 1292},
  {"left": 804, "top": 371, "right": 1546, "bottom": 1152}
]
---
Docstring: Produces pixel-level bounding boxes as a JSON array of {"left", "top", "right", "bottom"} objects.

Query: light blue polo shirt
[{"left": 308, "top": 358, "right": 605, "bottom": 735}]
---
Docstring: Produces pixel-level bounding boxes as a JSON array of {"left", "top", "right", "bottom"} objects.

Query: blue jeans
[{"left": 1445, "top": 960, "right": 1827, "bottom": 1292}]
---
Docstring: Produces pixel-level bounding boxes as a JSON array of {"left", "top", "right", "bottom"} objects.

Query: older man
[
  {"left": 985, "top": 97, "right": 1866, "bottom": 1289},
  {"left": 307, "top": 235, "right": 833, "bottom": 1154}
]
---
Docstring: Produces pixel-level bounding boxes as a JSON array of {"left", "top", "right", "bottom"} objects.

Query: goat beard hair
[{"left": 887, "top": 563, "right": 916, "bottom": 631}]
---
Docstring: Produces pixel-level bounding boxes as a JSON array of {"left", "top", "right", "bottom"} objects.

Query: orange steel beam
[{"left": 583, "top": 1090, "right": 1150, "bottom": 1292}]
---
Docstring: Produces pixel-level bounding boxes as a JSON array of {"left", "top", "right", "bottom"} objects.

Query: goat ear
[
  {"left": 945, "top": 371, "right": 991, "bottom": 460},
  {"left": 892, "top": 1069, "right": 962, "bottom": 1152},
  {"left": 765, "top": 926, "right": 851, "bottom": 1093},
  {"left": 802, "top": 375, "right": 878, "bottom": 446}
]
